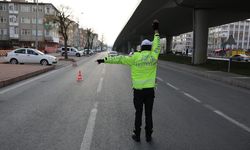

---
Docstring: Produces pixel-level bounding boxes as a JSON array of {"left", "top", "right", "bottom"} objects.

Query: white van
[
  {"left": 60, "top": 47, "right": 84, "bottom": 57},
  {"left": 172, "top": 45, "right": 185, "bottom": 55}
]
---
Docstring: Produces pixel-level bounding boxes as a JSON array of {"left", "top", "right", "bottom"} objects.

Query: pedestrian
[{"left": 96, "top": 20, "right": 160, "bottom": 142}]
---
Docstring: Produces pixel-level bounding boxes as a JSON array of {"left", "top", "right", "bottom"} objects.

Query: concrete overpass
[{"left": 113, "top": 0, "right": 250, "bottom": 64}]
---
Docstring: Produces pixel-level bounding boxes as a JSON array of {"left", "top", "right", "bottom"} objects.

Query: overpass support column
[
  {"left": 128, "top": 41, "right": 131, "bottom": 53},
  {"left": 122, "top": 45, "right": 127, "bottom": 54},
  {"left": 166, "top": 36, "right": 173, "bottom": 54},
  {"left": 193, "top": 9, "right": 208, "bottom": 64}
]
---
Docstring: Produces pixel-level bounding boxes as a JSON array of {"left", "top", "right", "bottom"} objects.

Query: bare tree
[
  {"left": 46, "top": 6, "right": 74, "bottom": 59},
  {"left": 100, "top": 34, "right": 104, "bottom": 51},
  {"left": 86, "top": 28, "right": 94, "bottom": 55}
]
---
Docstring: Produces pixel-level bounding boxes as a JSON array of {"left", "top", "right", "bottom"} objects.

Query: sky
[{"left": 38, "top": 0, "right": 141, "bottom": 46}]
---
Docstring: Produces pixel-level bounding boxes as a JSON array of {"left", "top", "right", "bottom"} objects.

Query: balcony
[
  {"left": 9, "top": 3, "right": 18, "bottom": 14},
  {"left": 9, "top": 22, "right": 18, "bottom": 26},
  {"left": 9, "top": 10, "right": 18, "bottom": 14},
  {"left": 9, "top": 34, "right": 19, "bottom": 39}
]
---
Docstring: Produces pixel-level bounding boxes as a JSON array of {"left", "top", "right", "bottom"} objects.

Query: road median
[{"left": 0, "top": 64, "right": 55, "bottom": 88}]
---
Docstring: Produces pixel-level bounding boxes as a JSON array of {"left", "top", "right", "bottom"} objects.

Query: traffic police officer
[{"left": 96, "top": 20, "right": 160, "bottom": 142}]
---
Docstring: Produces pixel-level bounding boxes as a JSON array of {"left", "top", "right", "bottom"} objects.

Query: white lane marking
[
  {"left": 214, "top": 110, "right": 250, "bottom": 133},
  {"left": 203, "top": 104, "right": 216, "bottom": 111},
  {"left": 102, "top": 65, "right": 106, "bottom": 74},
  {"left": 156, "top": 77, "right": 163, "bottom": 82},
  {"left": 166, "top": 82, "right": 179, "bottom": 90},
  {"left": 80, "top": 102, "right": 99, "bottom": 150},
  {"left": 183, "top": 92, "right": 201, "bottom": 103},
  {"left": 97, "top": 77, "right": 103, "bottom": 93}
]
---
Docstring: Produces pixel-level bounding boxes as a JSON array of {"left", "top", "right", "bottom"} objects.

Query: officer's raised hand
[
  {"left": 96, "top": 59, "right": 104, "bottom": 64},
  {"left": 152, "top": 19, "right": 159, "bottom": 31}
]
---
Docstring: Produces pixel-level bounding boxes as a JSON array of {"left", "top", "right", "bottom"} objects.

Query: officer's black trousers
[{"left": 133, "top": 88, "right": 155, "bottom": 133}]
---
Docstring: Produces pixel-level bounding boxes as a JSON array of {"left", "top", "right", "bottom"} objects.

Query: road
[{"left": 0, "top": 52, "right": 249, "bottom": 150}]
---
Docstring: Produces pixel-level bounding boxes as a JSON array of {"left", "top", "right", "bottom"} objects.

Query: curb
[
  {"left": 186, "top": 68, "right": 250, "bottom": 90},
  {"left": 0, "top": 65, "right": 55, "bottom": 88},
  {"left": 159, "top": 61, "right": 250, "bottom": 90}
]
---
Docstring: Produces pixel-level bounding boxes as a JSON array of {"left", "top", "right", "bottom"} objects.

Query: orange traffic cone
[{"left": 77, "top": 70, "right": 83, "bottom": 81}]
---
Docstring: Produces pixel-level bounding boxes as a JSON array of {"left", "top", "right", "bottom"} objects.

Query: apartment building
[
  {"left": 171, "top": 19, "right": 250, "bottom": 55},
  {"left": 208, "top": 20, "right": 250, "bottom": 51},
  {"left": 0, "top": 0, "right": 60, "bottom": 52},
  {"left": 172, "top": 32, "right": 193, "bottom": 52}
]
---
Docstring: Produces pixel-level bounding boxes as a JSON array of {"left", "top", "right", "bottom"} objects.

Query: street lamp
[{"left": 35, "top": 0, "right": 38, "bottom": 49}]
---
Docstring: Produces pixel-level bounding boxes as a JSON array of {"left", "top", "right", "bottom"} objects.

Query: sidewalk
[
  {"left": 0, "top": 64, "right": 55, "bottom": 88},
  {"left": 0, "top": 53, "right": 88, "bottom": 88},
  {"left": 158, "top": 60, "right": 250, "bottom": 90}
]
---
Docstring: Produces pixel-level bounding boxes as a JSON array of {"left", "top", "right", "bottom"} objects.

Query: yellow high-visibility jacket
[{"left": 104, "top": 33, "right": 160, "bottom": 89}]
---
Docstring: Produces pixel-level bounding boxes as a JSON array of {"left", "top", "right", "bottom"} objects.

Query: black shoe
[
  {"left": 132, "top": 133, "right": 140, "bottom": 142},
  {"left": 145, "top": 128, "right": 153, "bottom": 142},
  {"left": 146, "top": 134, "right": 152, "bottom": 142}
]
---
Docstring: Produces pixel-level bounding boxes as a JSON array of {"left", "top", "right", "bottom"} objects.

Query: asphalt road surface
[{"left": 0, "top": 52, "right": 249, "bottom": 150}]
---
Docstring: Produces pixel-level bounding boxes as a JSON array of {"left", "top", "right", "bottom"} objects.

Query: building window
[
  {"left": 21, "top": 17, "right": 31, "bottom": 24},
  {"left": 0, "top": 17, "right": 7, "bottom": 23},
  {"left": 32, "top": 18, "right": 43, "bottom": 24},
  {"left": 0, "top": 29, "right": 8, "bottom": 35},
  {"left": 21, "top": 29, "right": 31, "bottom": 35},
  {"left": 9, "top": 5, "right": 14, "bottom": 11},
  {"left": 45, "top": 7, "right": 50, "bottom": 14},
  {"left": 38, "top": 6, "right": 43, "bottom": 12},
  {"left": 9, "top": 15, "right": 18, "bottom": 23},
  {"left": 9, "top": 26, "right": 19, "bottom": 35},
  {"left": 14, "top": 5, "right": 18, "bottom": 11},
  {"left": 21, "top": 5, "right": 31, "bottom": 12},
  {"left": 15, "top": 27, "right": 19, "bottom": 34},
  {"left": 32, "top": 30, "right": 43, "bottom": 36},
  {"left": 0, "top": 4, "right": 7, "bottom": 11},
  {"left": 38, "top": 18, "right": 43, "bottom": 24},
  {"left": 32, "top": 18, "right": 36, "bottom": 24},
  {"left": 32, "top": 6, "right": 37, "bottom": 12}
]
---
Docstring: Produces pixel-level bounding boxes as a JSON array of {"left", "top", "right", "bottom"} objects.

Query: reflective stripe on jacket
[{"left": 104, "top": 33, "right": 160, "bottom": 89}]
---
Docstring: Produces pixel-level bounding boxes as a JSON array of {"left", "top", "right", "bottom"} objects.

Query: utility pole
[{"left": 35, "top": 0, "right": 38, "bottom": 49}]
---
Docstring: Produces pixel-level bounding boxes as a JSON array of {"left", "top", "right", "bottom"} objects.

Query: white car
[
  {"left": 108, "top": 51, "right": 118, "bottom": 57},
  {"left": 5, "top": 48, "right": 57, "bottom": 65},
  {"left": 60, "top": 47, "right": 84, "bottom": 57},
  {"left": 231, "top": 54, "right": 250, "bottom": 62}
]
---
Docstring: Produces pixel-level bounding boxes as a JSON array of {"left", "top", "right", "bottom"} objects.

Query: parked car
[
  {"left": 231, "top": 54, "right": 250, "bottom": 62},
  {"left": 59, "top": 47, "right": 84, "bottom": 57},
  {"left": 5, "top": 48, "right": 57, "bottom": 65},
  {"left": 89, "top": 49, "right": 95, "bottom": 55},
  {"left": 108, "top": 51, "right": 118, "bottom": 57},
  {"left": 129, "top": 52, "right": 134, "bottom": 56},
  {"left": 78, "top": 49, "right": 87, "bottom": 56},
  {"left": 81, "top": 49, "right": 93, "bottom": 55}
]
